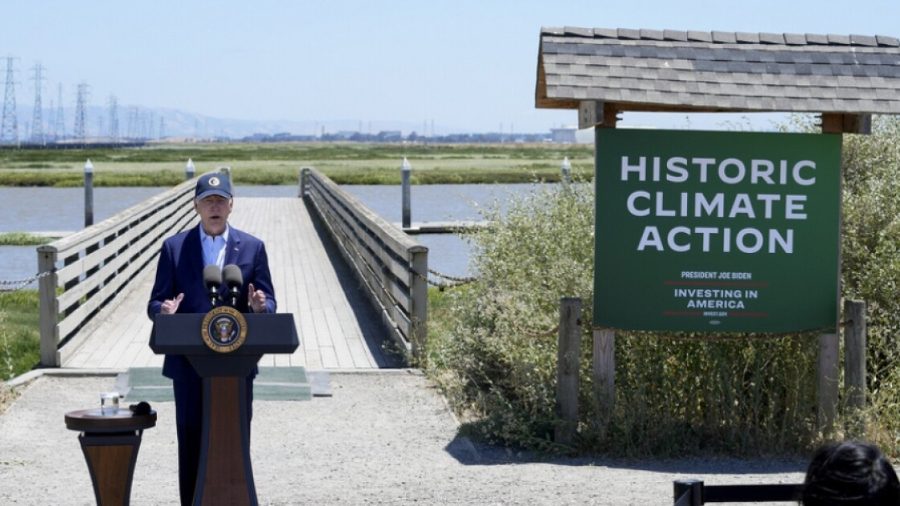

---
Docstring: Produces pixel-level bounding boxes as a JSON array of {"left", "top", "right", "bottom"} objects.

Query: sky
[{"left": 2, "top": 0, "right": 899, "bottom": 134}]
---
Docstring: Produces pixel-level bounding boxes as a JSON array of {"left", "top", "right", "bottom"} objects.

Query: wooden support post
[
  {"left": 409, "top": 247, "right": 428, "bottom": 362},
  {"left": 84, "top": 159, "right": 94, "bottom": 227},
  {"left": 817, "top": 332, "right": 840, "bottom": 434},
  {"left": 821, "top": 113, "right": 872, "bottom": 134},
  {"left": 38, "top": 246, "right": 60, "bottom": 367},
  {"left": 593, "top": 328, "right": 615, "bottom": 437},
  {"left": 673, "top": 479, "right": 703, "bottom": 506},
  {"left": 401, "top": 158, "right": 412, "bottom": 229},
  {"left": 578, "top": 100, "right": 620, "bottom": 129},
  {"left": 299, "top": 167, "right": 310, "bottom": 198},
  {"left": 555, "top": 297, "right": 582, "bottom": 445},
  {"left": 844, "top": 300, "right": 867, "bottom": 430}
]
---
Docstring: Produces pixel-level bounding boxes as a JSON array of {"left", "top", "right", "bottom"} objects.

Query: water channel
[{"left": 0, "top": 183, "right": 546, "bottom": 285}]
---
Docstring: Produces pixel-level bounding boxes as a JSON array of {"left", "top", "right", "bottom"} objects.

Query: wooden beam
[
  {"left": 817, "top": 332, "right": 840, "bottom": 435},
  {"left": 593, "top": 328, "right": 615, "bottom": 438},
  {"left": 555, "top": 298, "right": 582, "bottom": 445},
  {"left": 821, "top": 113, "right": 872, "bottom": 134},
  {"left": 578, "top": 101, "right": 620, "bottom": 129}
]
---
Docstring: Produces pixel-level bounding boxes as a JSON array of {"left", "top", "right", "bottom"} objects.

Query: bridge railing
[
  {"left": 300, "top": 167, "right": 428, "bottom": 361},
  {"left": 38, "top": 179, "right": 198, "bottom": 366}
]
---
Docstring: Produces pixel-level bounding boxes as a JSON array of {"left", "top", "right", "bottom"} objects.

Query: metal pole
[
  {"left": 401, "top": 157, "right": 411, "bottom": 229},
  {"left": 84, "top": 159, "right": 94, "bottom": 227},
  {"left": 185, "top": 158, "right": 195, "bottom": 180}
]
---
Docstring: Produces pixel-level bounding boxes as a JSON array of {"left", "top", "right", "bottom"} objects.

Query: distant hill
[{"left": 9, "top": 104, "right": 471, "bottom": 141}]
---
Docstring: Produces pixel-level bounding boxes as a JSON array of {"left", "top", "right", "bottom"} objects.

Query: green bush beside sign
[{"left": 593, "top": 129, "right": 841, "bottom": 333}]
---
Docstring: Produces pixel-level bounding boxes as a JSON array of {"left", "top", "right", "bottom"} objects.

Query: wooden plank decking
[{"left": 64, "top": 197, "right": 399, "bottom": 371}]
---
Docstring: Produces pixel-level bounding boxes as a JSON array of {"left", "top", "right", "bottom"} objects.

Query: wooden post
[
  {"left": 401, "top": 157, "right": 412, "bottom": 229},
  {"left": 38, "top": 246, "right": 60, "bottom": 367},
  {"left": 593, "top": 328, "right": 615, "bottom": 436},
  {"left": 299, "top": 167, "right": 311, "bottom": 198},
  {"left": 817, "top": 332, "right": 840, "bottom": 434},
  {"left": 555, "top": 297, "right": 582, "bottom": 445},
  {"left": 409, "top": 246, "right": 428, "bottom": 362},
  {"left": 84, "top": 159, "right": 94, "bottom": 227},
  {"left": 844, "top": 300, "right": 867, "bottom": 416},
  {"left": 673, "top": 480, "right": 703, "bottom": 506}
]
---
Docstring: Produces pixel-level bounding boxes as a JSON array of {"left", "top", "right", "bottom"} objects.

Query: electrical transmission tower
[
  {"left": 30, "top": 63, "right": 45, "bottom": 144},
  {"left": 54, "top": 83, "right": 65, "bottom": 140},
  {"left": 1, "top": 57, "right": 19, "bottom": 144},
  {"left": 74, "top": 82, "right": 89, "bottom": 141},
  {"left": 108, "top": 95, "right": 119, "bottom": 143},
  {"left": 127, "top": 106, "right": 138, "bottom": 139},
  {"left": 46, "top": 98, "right": 54, "bottom": 140}
]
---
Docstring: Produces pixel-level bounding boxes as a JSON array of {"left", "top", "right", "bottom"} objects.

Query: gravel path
[{"left": 0, "top": 371, "right": 806, "bottom": 505}]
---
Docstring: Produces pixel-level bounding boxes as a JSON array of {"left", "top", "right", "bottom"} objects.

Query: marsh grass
[
  {"left": 0, "top": 233, "right": 53, "bottom": 246},
  {"left": 0, "top": 290, "right": 40, "bottom": 381},
  {"left": 0, "top": 142, "right": 593, "bottom": 186}
]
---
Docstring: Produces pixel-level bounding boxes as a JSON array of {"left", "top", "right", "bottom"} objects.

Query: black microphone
[
  {"left": 203, "top": 265, "right": 222, "bottom": 306},
  {"left": 223, "top": 264, "right": 243, "bottom": 308}
]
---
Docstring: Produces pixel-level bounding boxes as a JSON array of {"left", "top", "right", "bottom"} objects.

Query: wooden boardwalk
[{"left": 64, "top": 197, "right": 399, "bottom": 371}]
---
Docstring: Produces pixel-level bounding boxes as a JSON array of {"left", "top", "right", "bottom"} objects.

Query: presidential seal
[{"left": 201, "top": 306, "right": 248, "bottom": 353}]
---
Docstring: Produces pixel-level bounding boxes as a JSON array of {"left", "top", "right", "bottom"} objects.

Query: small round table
[{"left": 65, "top": 408, "right": 157, "bottom": 506}]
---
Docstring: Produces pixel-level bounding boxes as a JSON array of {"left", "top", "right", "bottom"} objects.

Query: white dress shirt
[{"left": 199, "top": 225, "right": 230, "bottom": 270}]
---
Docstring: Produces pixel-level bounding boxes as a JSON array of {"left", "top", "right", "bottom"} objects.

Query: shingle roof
[{"left": 536, "top": 27, "right": 900, "bottom": 114}]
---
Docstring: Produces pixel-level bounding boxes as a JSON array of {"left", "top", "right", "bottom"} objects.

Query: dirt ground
[{"left": 0, "top": 371, "right": 806, "bottom": 505}]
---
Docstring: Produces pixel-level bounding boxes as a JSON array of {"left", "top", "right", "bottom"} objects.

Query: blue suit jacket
[{"left": 147, "top": 224, "right": 277, "bottom": 380}]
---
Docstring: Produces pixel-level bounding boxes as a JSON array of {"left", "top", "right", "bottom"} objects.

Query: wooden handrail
[
  {"left": 38, "top": 179, "right": 198, "bottom": 366},
  {"left": 300, "top": 167, "right": 428, "bottom": 362}
]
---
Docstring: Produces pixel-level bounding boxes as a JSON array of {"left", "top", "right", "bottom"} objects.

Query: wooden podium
[
  {"left": 65, "top": 407, "right": 157, "bottom": 506},
  {"left": 151, "top": 310, "right": 299, "bottom": 506}
]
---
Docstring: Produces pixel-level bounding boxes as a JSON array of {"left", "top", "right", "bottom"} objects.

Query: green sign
[{"left": 593, "top": 129, "right": 841, "bottom": 333}]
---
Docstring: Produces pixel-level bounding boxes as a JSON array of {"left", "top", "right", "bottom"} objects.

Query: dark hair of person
[{"left": 802, "top": 440, "right": 900, "bottom": 505}]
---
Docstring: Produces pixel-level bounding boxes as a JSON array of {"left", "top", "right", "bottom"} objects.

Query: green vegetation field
[{"left": 0, "top": 142, "right": 594, "bottom": 186}]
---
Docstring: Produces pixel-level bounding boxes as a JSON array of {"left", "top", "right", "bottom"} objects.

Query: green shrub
[
  {"left": 428, "top": 182, "right": 595, "bottom": 450},
  {"left": 839, "top": 116, "right": 900, "bottom": 455},
  {"left": 429, "top": 117, "right": 900, "bottom": 456}
]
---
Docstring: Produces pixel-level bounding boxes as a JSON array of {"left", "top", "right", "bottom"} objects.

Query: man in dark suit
[{"left": 147, "top": 171, "right": 276, "bottom": 506}]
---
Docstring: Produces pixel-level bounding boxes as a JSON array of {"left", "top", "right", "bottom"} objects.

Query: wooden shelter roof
[{"left": 536, "top": 27, "right": 900, "bottom": 115}]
